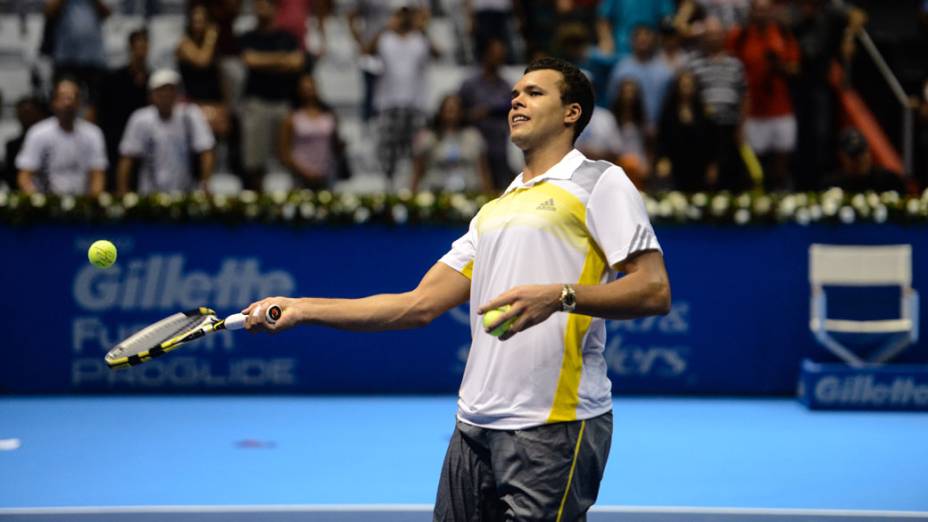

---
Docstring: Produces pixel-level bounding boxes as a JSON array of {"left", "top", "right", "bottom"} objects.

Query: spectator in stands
[
  {"left": 466, "top": 0, "right": 515, "bottom": 64},
  {"left": 696, "top": 0, "right": 750, "bottom": 29},
  {"left": 822, "top": 128, "right": 906, "bottom": 193},
  {"left": 275, "top": 0, "right": 328, "bottom": 65},
  {"left": 98, "top": 29, "right": 150, "bottom": 191},
  {"left": 555, "top": 21, "right": 614, "bottom": 107},
  {"left": 667, "top": 0, "right": 708, "bottom": 41},
  {"left": 348, "top": 0, "right": 427, "bottom": 124},
  {"left": 789, "top": 0, "right": 867, "bottom": 191},
  {"left": 411, "top": 94, "right": 493, "bottom": 194},
  {"left": 191, "top": 0, "right": 243, "bottom": 106},
  {"left": 116, "top": 70, "right": 215, "bottom": 195},
  {"left": 371, "top": 2, "right": 440, "bottom": 184},
  {"left": 576, "top": 104, "right": 624, "bottom": 160},
  {"left": 517, "top": 0, "right": 557, "bottom": 61},
  {"left": 16, "top": 78, "right": 106, "bottom": 196},
  {"left": 3, "top": 97, "right": 46, "bottom": 191},
  {"left": 690, "top": 16, "right": 750, "bottom": 191},
  {"left": 279, "top": 73, "right": 340, "bottom": 190},
  {"left": 609, "top": 79, "right": 649, "bottom": 188},
  {"left": 596, "top": 0, "right": 675, "bottom": 62},
  {"left": 657, "top": 20, "right": 694, "bottom": 74},
  {"left": 177, "top": 5, "right": 231, "bottom": 171},
  {"left": 606, "top": 25, "right": 674, "bottom": 133},
  {"left": 458, "top": 38, "right": 512, "bottom": 191},
  {"left": 44, "top": 0, "right": 110, "bottom": 117},
  {"left": 726, "top": 0, "right": 799, "bottom": 191},
  {"left": 123, "top": 0, "right": 159, "bottom": 19},
  {"left": 656, "top": 70, "right": 716, "bottom": 192},
  {"left": 238, "top": 0, "right": 304, "bottom": 191}
]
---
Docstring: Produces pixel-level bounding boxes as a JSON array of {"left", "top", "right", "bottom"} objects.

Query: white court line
[{"left": 1, "top": 505, "right": 927, "bottom": 518}]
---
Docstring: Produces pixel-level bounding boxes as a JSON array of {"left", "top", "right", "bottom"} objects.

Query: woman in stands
[
  {"left": 411, "top": 94, "right": 494, "bottom": 194},
  {"left": 278, "top": 72, "right": 341, "bottom": 189},
  {"left": 609, "top": 78, "right": 650, "bottom": 189},
  {"left": 177, "top": 4, "right": 231, "bottom": 160},
  {"left": 655, "top": 70, "right": 715, "bottom": 192}
]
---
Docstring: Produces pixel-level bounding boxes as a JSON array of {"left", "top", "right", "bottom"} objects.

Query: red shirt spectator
[
  {"left": 726, "top": 21, "right": 798, "bottom": 118},
  {"left": 275, "top": 0, "right": 310, "bottom": 50}
]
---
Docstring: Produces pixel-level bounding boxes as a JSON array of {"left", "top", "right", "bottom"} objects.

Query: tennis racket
[{"left": 104, "top": 304, "right": 281, "bottom": 370}]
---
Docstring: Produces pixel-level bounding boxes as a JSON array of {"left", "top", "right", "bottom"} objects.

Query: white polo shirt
[
  {"left": 15, "top": 117, "right": 107, "bottom": 195},
  {"left": 120, "top": 104, "right": 215, "bottom": 194},
  {"left": 440, "top": 149, "right": 661, "bottom": 430}
]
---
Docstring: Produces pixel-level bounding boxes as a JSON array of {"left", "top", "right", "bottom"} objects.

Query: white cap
[{"left": 148, "top": 69, "right": 181, "bottom": 90}]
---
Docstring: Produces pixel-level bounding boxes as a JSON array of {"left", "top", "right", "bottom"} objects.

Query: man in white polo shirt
[
  {"left": 243, "top": 57, "right": 670, "bottom": 520},
  {"left": 116, "top": 69, "right": 215, "bottom": 195},
  {"left": 16, "top": 78, "right": 106, "bottom": 196}
]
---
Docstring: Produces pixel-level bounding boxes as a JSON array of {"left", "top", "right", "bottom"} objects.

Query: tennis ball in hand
[
  {"left": 483, "top": 305, "right": 516, "bottom": 337},
  {"left": 88, "top": 240, "right": 117, "bottom": 268}
]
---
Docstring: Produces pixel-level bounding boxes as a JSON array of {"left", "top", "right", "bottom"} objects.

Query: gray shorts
[
  {"left": 240, "top": 97, "right": 289, "bottom": 172},
  {"left": 434, "top": 411, "right": 612, "bottom": 522}
]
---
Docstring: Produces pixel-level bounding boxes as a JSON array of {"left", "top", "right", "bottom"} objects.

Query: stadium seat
[{"left": 809, "top": 244, "right": 920, "bottom": 367}]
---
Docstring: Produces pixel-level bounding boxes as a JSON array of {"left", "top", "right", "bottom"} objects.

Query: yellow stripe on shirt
[
  {"left": 460, "top": 260, "right": 474, "bottom": 280},
  {"left": 547, "top": 238, "right": 607, "bottom": 423}
]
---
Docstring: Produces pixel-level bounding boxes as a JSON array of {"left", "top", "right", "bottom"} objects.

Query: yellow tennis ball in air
[
  {"left": 88, "top": 240, "right": 117, "bottom": 269},
  {"left": 483, "top": 305, "right": 516, "bottom": 337}
]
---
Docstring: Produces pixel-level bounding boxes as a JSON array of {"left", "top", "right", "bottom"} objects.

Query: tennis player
[{"left": 244, "top": 57, "right": 670, "bottom": 520}]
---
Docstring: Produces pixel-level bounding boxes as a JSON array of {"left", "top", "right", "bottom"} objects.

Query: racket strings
[{"left": 109, "top": 313, "right": 214, "bottom": 358}]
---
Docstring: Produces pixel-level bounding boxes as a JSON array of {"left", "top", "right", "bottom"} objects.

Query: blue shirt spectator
[
  {"left": 52, "top": 0, "right": 106, "bottom": 68},
  {"left": 597, "top": 0, "right": 674, "bottom": 60},
  {"left": 606, "top": 26, "right": 673, "bottom": 128}
]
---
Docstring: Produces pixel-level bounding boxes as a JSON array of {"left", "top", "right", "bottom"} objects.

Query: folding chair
[{"left": 809, "top": 244, "right": 919, "bottom": 367}]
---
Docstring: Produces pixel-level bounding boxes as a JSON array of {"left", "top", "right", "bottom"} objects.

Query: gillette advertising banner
[{"left": 1, "top": 223, "right": 926, "bottom": 395}]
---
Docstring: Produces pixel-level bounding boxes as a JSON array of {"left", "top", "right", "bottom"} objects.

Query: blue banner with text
[{"left": 1, "top": 223, "right": 926, "bottom": 395}]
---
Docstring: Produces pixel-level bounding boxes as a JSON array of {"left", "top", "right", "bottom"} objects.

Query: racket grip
[{"left": 224, "top": 313, "right": 247, "bottom": 331}]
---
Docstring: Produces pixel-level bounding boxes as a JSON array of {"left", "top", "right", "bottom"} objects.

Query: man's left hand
[{"left": 477, "top": 284, "right": 563, "bottom": 341}]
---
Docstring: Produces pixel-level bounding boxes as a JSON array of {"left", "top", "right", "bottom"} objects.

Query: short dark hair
[
  {"left": 128, "top": 28, "right": 148, "bottom": 46},
  {"left": 523, "top": 57, "right": 594, "bottom": 143}
]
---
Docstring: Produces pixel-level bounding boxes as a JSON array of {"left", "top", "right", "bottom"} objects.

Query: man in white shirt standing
[
  {"left": 242, "top": 57, "right": 670, "bottom": 520},
  {"left": 16, "top": 78, "right": 106, "bottom": 196},
  {"left": 116, "top": 69, "right": 215, "bottom": 195},
  {"left": 370, "top": 1, "right": 439, "bottom": 183}
]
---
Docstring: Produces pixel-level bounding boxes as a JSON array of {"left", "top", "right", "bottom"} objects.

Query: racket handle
[
  {"left": 224, "top": 305, "right": 280, "bottom": 331},
  {"left": 224, "top": 313, "right": 247, "bottom": 331}
]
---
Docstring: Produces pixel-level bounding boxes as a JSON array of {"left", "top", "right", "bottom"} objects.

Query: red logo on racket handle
[{"left": 266, "top": 305, "right": 282, "bottom": 324}]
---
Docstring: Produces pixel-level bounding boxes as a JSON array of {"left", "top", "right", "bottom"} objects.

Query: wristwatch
[{"left": 559, "top": 284, "right": 577, "bottom": 313}]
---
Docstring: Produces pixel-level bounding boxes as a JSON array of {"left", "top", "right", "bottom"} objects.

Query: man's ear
[{"left": 564, "top": 102, "right": 582, "bottom": 127}]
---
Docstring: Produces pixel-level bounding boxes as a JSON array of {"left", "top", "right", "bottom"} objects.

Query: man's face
[
  {"left": 631, "top": 27, "right": 656, "bottom": 58},
  {"left": 52, "top": 81, "right": 80, "bottom": 121},
  {"left": 396, "top": 7, "right": 414, "bottom": 30},
  {"left": 509, "top": 69, "right": 577, "bottom": 150},
  {"left": 255, "top": 0, "right": 276, "bottom": 24},
  {"left": 130, "top": 35, "right": 149, "bottom": 63},
  {"left": 484, "top": 39, "right": 506, "bottom": 69},
  {"left": 151, "top": 84, "right": 177, "bottom": 113},
  {"left": 750, "top": 0, "right": 772, "bottom": 24},
  {"left": 703, "top": 18, "right": 725, "bottom": 53}
]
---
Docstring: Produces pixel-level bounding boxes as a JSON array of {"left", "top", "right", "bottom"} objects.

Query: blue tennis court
[{"left": 1, "top": 396, "right": 926, "bottom": 521}]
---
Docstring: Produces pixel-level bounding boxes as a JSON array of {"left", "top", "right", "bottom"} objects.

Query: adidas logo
[{"left": 536, "top": 198, "right": 556, "bottom": 211}]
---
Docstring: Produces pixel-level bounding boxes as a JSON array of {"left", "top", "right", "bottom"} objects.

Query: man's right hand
[{"left": 242, "top": 297, "right": 302, "bottom": 333}]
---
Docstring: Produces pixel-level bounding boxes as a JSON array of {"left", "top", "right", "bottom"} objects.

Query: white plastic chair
[{"left": 809, "top": 244, "right": 919, "bottom": 367}]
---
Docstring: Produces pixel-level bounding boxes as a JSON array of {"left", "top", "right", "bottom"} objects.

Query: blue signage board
[
  {"left": 1, "top": 223, "right": 926, "bottom": 395},
  {"left": 799, "top": 359, "right": 928, "bottom": 410}
]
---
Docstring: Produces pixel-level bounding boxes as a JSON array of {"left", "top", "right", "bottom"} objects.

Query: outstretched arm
[
  {"left": 478, "top": 250, "right": 670, "bottom": 341},
  {"left": 243, "top": 262, "right": 471, "bottom": 333}
]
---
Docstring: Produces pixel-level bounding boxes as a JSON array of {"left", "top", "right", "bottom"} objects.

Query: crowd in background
[{"left": 2, "top": 0, "right": 928, "bottom": 198}]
